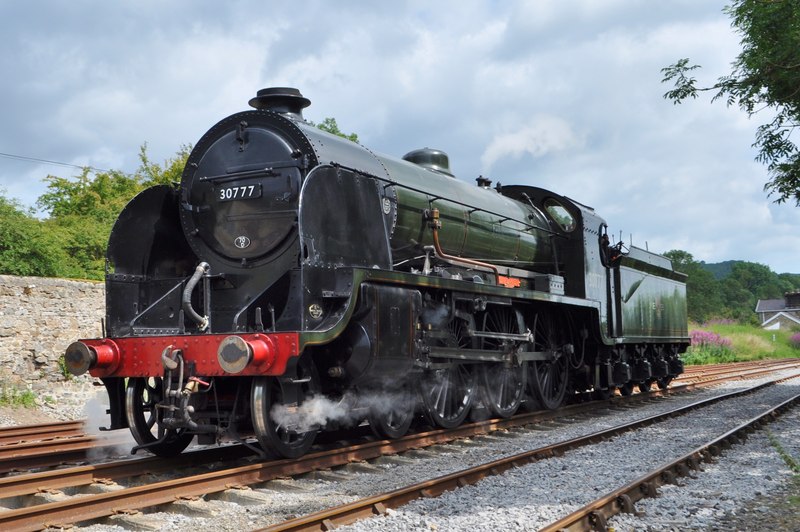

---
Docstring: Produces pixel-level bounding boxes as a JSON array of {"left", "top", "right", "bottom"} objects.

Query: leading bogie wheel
[
  {"left": 125, "top": 377, "right": 193, "bottom": 457},
  {"left": 251, "top": 358, "right": 319, "bottom": 459}
]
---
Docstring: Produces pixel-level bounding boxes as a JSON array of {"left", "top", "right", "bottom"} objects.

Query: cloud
[{"left": 0, "top": 1, "right": 798, "bottom": 273}]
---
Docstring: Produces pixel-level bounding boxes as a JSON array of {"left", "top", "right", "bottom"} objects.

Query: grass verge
[{"left": 684, "top": 322, "right": 800, "bottom": 365}]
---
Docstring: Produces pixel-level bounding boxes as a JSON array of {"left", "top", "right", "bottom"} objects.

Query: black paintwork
[{"left": 96, "top": 89, "right": 689, "bottom": 444}]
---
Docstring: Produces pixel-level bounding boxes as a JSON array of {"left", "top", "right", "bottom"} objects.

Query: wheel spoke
[
  {"left": 528, "top": 312, "right": 570, "bottom": 410},
  {"left": 125, "top": 377, "right": 192, "bottom": 457},
  {"left": 251, "top": 359, "right": 319, "bottom": 459},
  {"left": 477, "top": 308, "right": 525, "bottom": 418},
  {"left": 369, "top": 387, "right": 415, "bottom": 439},
  {"left": 421, "top": 320, "right": 475, "bottom": 427}
]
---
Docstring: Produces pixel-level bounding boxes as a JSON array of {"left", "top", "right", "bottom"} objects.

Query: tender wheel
[
  {"left": 619, "top": 382, "right": 635, "bottom": 396},
  {"left": 477, "top": 307, "right": 526, "bottom": 418},
  {"left": 125, "top": 377, "right": 193, "bottom": 457},
  {"left": 639, "top": 379, "right": 655, "bottom": 393},
  {"left": 528, "top": 312, "right": 570, "bottom": 410},
  {"left": 369, "top": 387, "right": 416, "bottom": 440},
  {"left": 594, "top": 386, "right": 615, "bottom": 400},
  {"left": 421, "top": 317, "right": 476, "bottom": 428},
  {"left": 657, "top": 376, "right": 673, "bottom": 390},
  {"left": 251, "top": 359, "right": 319, "bottom": 459},
  {"left": 521, "top": 393, "right": 542, "bottom": 412}
]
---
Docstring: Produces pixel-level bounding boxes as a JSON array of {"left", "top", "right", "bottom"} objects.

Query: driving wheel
[
  {"left": 477, "top": 307, "right": 526, "bottom": 418},
  {"left": 528, "top": 311, "right": 570, "bottom": 410},
  {"left": 420, "top": 316, "right": 476, "bottom": 428}
]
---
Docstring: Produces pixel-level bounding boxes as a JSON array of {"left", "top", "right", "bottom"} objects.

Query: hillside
[
  {"left": 665, "top": 252, "right": 800, "bottom": 323},
  {"left": 700, "top": 260, "right": 741, "bottom": 280},
  {"left": 700, "top": 260, "right": 798, "bottom": 279}
]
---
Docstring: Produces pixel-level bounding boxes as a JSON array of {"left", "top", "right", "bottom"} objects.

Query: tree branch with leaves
[{"left": 662, "top": 0, "right": 800, "bottom": 205}]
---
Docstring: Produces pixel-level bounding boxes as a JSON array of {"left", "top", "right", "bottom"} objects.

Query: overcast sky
[{"left": 1, "top": 1, "right": 797, "bottom": 273}]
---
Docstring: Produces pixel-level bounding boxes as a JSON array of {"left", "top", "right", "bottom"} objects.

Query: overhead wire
[{"left": 0, "top": 151, "right": 114, "bottom": 174}]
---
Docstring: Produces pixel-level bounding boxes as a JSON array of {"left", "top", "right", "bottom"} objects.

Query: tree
[
  {"left": 312, "top": 117, "right": 359, "bottom": 143},
  {"left": 137, "top": 143, "right": 191, "bottom": 186},
  {"left": 661, "top": 0, "right": 800, "bottom": 205},
  {"left": 37, "top": 168, "right": 143, "bottom": 224},
  {"left": 719, "top": 276, "right": 757, "bottom": 323},
  {"left": 726, "top": 261, "right": 784, "bottom": 300},
  {"left": 0, "top": 193, "right": 71, "bottom": 277},
  {"left": 778, "top": 273, "right": 800, "bottom": 292},
  {"left": 36, "top": 145, "right": 190, "bottom": 280}
]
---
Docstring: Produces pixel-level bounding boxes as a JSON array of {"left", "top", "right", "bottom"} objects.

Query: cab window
[{"left": 544, "top": 199, "right": 576, "bottom": 232}]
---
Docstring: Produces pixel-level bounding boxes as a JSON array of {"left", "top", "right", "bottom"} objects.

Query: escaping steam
[
  {"left": 270, "top": 389, "right": 413, "bottom": 433},
  {"left": 82, "top": 391, "right": 138, "bottom": 460}
]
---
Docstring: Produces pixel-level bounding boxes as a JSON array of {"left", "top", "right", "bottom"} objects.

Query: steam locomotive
[{"left": 65, "top": 87, "right": 688, "bottom": 458}]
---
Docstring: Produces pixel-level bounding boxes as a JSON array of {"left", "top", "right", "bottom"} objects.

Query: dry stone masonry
[{"left": 0, "top": 275, "right": 103, "bottom": 387}]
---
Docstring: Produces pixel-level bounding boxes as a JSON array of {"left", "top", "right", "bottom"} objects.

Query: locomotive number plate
[{"left": 217, "top": 184, "right": 262, "bottom": 202}]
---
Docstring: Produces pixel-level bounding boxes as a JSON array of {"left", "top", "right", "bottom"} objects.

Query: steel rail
[
  {"left": 674, "top": 361, "right": 800, "bottom": 385},
  {"left": 0, "top": 395, "right": 632, "bottom": 504},
  {"left": 675, "top": 360, "right": 790, "bottom": 379},
  {"left": 253, "top": 373, "right": 800, "bottom": 531},
  {"left": 677, "top": 359, "right": 800, "bottom": 380},
  {"left": 0, "top": 421, "right": 85, "bottom": 446},
  {"left": 540, "top": 392, "right": 800, "bottom": 532},
  {"left": 0, "top": 443, "right": 254, "bottom": 499},
  {"left": 681, "top": 359, "right": 795, "bottom": 372},
  {"left": 0, "top": 433, "right": 132, "bottom": 474}
]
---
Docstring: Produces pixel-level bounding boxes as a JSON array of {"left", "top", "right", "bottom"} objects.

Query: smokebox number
[{"left": 218, "top": 184, "right": 262, "bottom": 202}]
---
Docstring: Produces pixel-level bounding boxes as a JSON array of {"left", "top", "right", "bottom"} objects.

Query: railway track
[
  {"left": 540, "top": 392, "right": 800, "bottom": 531},
  {"left": 0, "top": 360, "right": 797, "bottom": 530},
  {"left": 0, "top": 391, "right": 684, "bottom": 531},
  {"left": 0, "top": 421, "right": 86, "bottom": 445},
  {"left": 0, "top": 358, "right": 785, "bottom": 476},
  {"left": 256, "top": 372, "right": 800, "bottom": 531},
  {"left": 675, "top": 358, "right": 800, "bottom": 383},
  {"left": 0, "top": 431, "right": 133, "bottom": 474}
]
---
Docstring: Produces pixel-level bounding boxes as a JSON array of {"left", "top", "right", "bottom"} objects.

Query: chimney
[{"left": 248, "top": 87, "right": 310, "bottom": 119}]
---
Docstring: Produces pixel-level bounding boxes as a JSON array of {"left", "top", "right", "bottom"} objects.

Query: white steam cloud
[
  {"left": 481, "top": 115, "right": 582, "bottom": 171},
  {"left": 270, "top": 391, "right": 411, "bottom": 433},
  {"left": 82, "top": 392, "right": 137, "bottom": 459}
]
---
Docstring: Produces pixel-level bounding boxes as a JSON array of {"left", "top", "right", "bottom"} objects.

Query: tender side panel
[{"left": 614, "top": 252, "right": 688, "bottom": 339}]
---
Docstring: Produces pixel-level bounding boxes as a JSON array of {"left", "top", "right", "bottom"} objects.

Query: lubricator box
[{"left": 533, "top": 274, "right": 565, "bottom": 295}]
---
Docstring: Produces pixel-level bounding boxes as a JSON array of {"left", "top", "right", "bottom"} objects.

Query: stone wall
[{"left": 0, "top": 275, "right": 104, "bottom": 386}]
